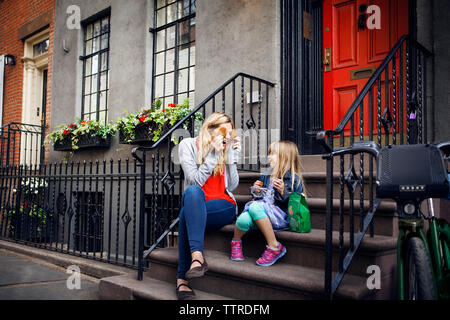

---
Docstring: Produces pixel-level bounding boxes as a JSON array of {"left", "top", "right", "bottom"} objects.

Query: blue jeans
[
  {"left": 177, "top": 185, "right": 236, "bottom": 280},
  {"left": 446, "top": 173, "right": 450, "bottom": 200}
]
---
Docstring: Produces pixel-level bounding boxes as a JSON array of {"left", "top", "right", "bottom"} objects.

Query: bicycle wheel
[{"left": 405, "top": 237, "right": 436, "bottom": 300}]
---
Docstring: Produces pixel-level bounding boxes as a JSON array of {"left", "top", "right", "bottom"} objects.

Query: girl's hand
[
  {"left": 211, "top": 135, "right": 225, "bottom": 153},
  {"left": 273, "top": 178, "right": 285, "bottom": 197},
  {"left": 253, "top": 180, "right": 263, "bottom": 193},
  {"left": 254, "top": 180, "right": 263, "bottom": 187}
]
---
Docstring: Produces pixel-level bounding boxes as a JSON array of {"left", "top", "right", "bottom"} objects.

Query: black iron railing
[
  {"left": 0, "top": 122, "right": 45, "bottom": 167},
  {"left": 317, "top": 35, "right": 432, "bottom": 299},
  {"left": 132, "top": 72, "right": 275, "bottom": 280},
  {"left": 0, "top": 159, "right": 141, "bottom": 268}
]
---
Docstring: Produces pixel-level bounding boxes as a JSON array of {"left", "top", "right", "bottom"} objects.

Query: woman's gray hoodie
[{"left": 178, "top": 137, "right": 240, "bottom": 206}]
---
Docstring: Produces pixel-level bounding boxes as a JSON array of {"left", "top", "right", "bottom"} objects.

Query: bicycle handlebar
[
  {"left": 316, "top": 131, "right": 380, "bottom": 159},
  {"left": 329, "top": 141, "right": 380, "bottom": 158}
]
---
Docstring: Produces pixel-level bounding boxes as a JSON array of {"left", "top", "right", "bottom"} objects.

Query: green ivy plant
[
  {"left": 7, "top": 203, "right": 50, "bottom": 238},
  {"left": 116, "top": 98, "right": 203, "bottom": 144},
  {"left": 115, "top": 110, "right": 142, "bottom": 143}
]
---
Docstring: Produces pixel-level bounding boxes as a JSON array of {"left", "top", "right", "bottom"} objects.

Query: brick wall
[{"left": 0, "top": 0, "right": 55, "bottom": 165}]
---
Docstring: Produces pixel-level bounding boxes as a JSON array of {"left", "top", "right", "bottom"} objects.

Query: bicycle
[{"left": 325, "top": 140, "right": 450, "bottom": 300}]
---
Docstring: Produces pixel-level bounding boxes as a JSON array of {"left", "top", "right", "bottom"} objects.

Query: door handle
[{"left": 323, "top": 47, "right": 331, "bottom": 72}]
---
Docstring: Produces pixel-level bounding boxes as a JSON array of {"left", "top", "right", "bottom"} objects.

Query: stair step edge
[
  {"left": 211, "top": 225, "right": 397, "bottom": 252},
  {"left": 100, "top": 272, "right": 233, "bottom": 300},
  {"left": 233, "top": 195, "right": 396, "bottom": 212},
  {"left": 239, "top": 172, "right": 377, "bottom": 180},
  {"left": 148, "top": 248, "right": 373, "bottom": 300}
]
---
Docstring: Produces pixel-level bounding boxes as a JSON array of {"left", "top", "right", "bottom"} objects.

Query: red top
[
  {"left": 202, "top": 171, "right": 236, "bottom": 205},
  {"left": 196, "top": 138, "right": 236, "bottom": 205}
]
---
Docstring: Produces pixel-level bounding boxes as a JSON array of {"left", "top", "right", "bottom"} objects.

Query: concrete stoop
[
  {"left": 99, "top": 272, "right": 231, "bottom": 300},
  {"left": 97, "top": 223, "right": 398, "bottom": 300}
]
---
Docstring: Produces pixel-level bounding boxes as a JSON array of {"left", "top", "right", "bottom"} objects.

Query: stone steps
[
  {"left": 98, "top": 162, "right": 398, "bottom": 300},
  {"left": 146, "top": 247, "right": 376, "bottom": 300},
  {"left": 204, "top": 225, "right": 397, "bottom": 278},
  {"left": 99, "top": 272, "right": 232, "bottom": 300}
]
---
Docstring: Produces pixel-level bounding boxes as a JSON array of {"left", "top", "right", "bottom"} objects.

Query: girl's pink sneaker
[
  {"left": 256, "top": 243, "right": 286, "bottom": 266},
  {"left": 230, "top": 240, "right": 244, "bottom": 261}
]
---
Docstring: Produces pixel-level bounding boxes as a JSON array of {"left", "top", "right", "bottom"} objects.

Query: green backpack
[{"left": 288, "top": 192, "right": 311, "bottom": 233}]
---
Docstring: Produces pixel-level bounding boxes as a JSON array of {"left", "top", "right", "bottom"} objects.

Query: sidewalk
[{"left": 0, "top": 248, "right": 99, "bottom": 300}]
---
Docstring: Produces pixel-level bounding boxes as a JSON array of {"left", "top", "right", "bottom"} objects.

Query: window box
[
  {"left": 118, "top": 121, "right": 170, "bottom": 145},
  {"left": 45, "top": 119, "right": 116, "bottom": 152},
  {"left": 76, "top": 134, "right": 112, "bottom": 149},
  {"left": 116, "top": 98, "right": 202, "bottom": 146},
  {"left": 53, "top": 136, "right": 73, "bottom": 151},
  {"left": 53, "top": 134, "right": 112, "bottom": 151}
]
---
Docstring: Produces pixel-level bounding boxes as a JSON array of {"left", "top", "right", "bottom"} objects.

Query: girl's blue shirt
[{"left": 257, "top": 171, "right": 303, "bottom": 213}]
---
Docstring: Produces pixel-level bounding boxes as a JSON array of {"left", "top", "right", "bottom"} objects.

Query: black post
[
  {"left": 137, "top": 151, "right": 146, "bottom": 281},
  {"left": 324, "top": 134, "right": 334, "bottom": 300},
  {"left": 6, "top": 128, "right": 10, "bottom": 166}
]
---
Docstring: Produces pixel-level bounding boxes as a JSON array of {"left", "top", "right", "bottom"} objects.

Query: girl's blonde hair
[
  {"left": 268, "top": 140, "right": 304, "bottom": 193},
  {"left": 198, "top": 112, "right": 234, "bottom": 175}
]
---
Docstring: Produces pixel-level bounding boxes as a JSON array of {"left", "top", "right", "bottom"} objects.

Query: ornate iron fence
[
  {"left": 317, "top": 35, "right": 432, "bottom": 299},
  {"left": 0, "top": 122, "right": 44, "bottom": 167},
  {"left": 0, "top": 159, "right": 145, "bottom": 268}
]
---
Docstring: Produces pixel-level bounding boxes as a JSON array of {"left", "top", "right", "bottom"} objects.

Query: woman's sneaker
[
  {"left": 256, "top": 243, "right": 286, "bottom": 266},
  {"left": 230, "top": 240, "right": 244, "bottom": 261}
]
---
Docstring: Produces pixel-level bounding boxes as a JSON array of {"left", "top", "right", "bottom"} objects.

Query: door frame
[
  {"left": 21, "top": 28, "right": 49, "bottom": 165},
  {"left": 280, "top": 0, "right": 417, "bottom": 155}
]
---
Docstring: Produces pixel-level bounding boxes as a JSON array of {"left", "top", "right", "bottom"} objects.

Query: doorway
[
  {"left": 281, "top": 0, "right": 415, "bottom": 154},
  {"left": 21, "top": 30, "right": 49, "bottom": 165},
  {"left": 322, "top": 0, "right": 409, "bottom": 133},
  {"left": 281, "top": 0, "right": 324, "bottom": 155}
]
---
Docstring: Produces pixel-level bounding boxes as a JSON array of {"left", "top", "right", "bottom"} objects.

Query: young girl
[{"left": 230, "top": 140, "right": 303, "bottom": 266}]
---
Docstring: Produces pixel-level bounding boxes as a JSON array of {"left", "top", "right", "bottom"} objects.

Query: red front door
[{"left": 323, "top": 0, "right": 409, "bottom": 132}]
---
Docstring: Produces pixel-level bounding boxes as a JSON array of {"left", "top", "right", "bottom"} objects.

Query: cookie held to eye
[{"left": 219, "top": 127, "right": 227, "bottom": 137}]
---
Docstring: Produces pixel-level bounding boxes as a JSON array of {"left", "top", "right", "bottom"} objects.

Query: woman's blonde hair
[
  {"left": 198, "top": 112, "right": 234, "bottom": 175},
  {"left": 268, "top": 140, "right": 304, "bottom": 193}
]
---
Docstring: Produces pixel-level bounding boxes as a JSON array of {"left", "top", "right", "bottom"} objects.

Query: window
[
  {"left": 33, "top": 39, "right": 49, "bottom": 57},
  {"left": 81, "top": 15, "right": 110, "bottom": 124},
  {"left": 73, "top": 192, "right": 104, "bottom": 252},
  {"left": 153, "top": 0, "right": 196, "bottom": 108}
]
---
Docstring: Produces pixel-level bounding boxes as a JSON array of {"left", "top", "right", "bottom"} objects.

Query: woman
[{"left": 176, "top": 112, "right": 240, "bottom": 300}]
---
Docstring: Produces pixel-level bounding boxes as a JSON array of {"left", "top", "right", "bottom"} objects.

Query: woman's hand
[
  {"left": 231, "top": 136, "right": 241, "bottom": 150},
  {"left": 273, "top": 178, "right": 285, "bottom": 197},
  {"left": 211, "top": 135, "right": 225, "bottom": 153}
]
